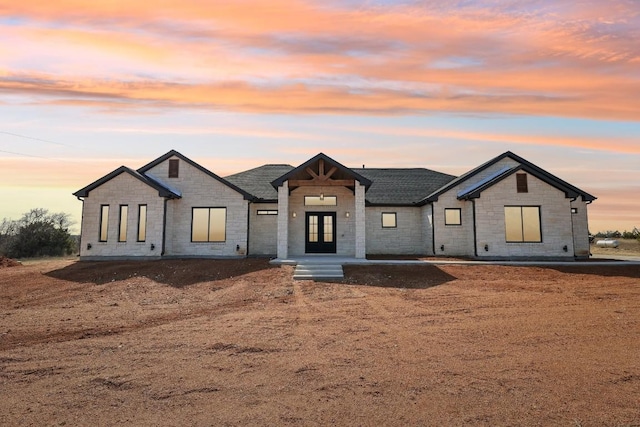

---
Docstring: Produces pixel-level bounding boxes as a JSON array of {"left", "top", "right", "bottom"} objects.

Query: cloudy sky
[{"left": 1, "top": 0, "right": 638, "bottom": 233}]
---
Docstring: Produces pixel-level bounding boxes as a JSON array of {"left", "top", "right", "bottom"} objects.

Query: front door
[{"left": 305, "top": 212, "right": 337, "bottom": 253}]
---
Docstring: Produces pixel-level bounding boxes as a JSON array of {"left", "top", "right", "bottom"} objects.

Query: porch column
[
  {"left": 355, "top": 181, "right": 366, "bottom": 259},
  {"left": 277, "top": 181, "right": 289, "bottom": 259}
]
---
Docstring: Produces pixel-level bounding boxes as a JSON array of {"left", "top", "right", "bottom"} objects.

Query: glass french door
[{"left": 305, "top": 212, "right": 337, "bottom": 253}]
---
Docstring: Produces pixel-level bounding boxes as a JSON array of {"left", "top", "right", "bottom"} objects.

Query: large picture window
[
  {"left": 192, "top": 208, "right": 226, "bottom": 242},
  {"left": 505, "top": 206, "right": 541, "bottom": 242},
  {"left": 444, "top": 208, "right": 462, "bottom": 225},
  {"left": 99, "top": 205, "right": 109, "bottom": 242},
  {"left": 118, "top": 205, "right": 128, "bottom": 242}
]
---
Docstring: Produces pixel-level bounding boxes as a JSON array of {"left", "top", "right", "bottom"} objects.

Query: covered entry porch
[{"left": 271, "top": 153, "right": 370, "bottom": 260}]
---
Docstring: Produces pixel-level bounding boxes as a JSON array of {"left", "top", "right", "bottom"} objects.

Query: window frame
[
  {"left": 504, "top": 205, "right": 542, "bottom": 243},
  {"left": 381, "top": 212, "right": 397, "bottom": 228},
  {"left": 168, "top": 159, "right": 179, "bottom": 178},
  {"left": 257, "top": 210, "right": 278, "bottom": 215},
  {"left": 516, "top": 173, "right": 528, "bottom": 193},
  {"left": 191, "top": 207, "right": 227, "bottom": 243},
  {"left": 137, "top": 204, "right": 147, "bottom": 242},
  {"left": 304, "top": 195, "right": 337, "bottom": 206},
  {"left": 444, "top": 208, "right": 462, "bottom": 226},
  {"left": 99, "top": 205, "right": 109, "bottom": 242},
  {"left": 118, "top": 205, "right": 128, "bottom": 242}
]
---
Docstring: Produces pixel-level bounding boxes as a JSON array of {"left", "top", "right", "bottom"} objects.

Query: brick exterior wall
[
  {"left": 143, "top": 156, "right": 249, "bottom": 257},
  {"left": 79, "top": 173, "right": 165, "bottom": 259},
  {"left": 365, "top": 206, "right": 424, "bottom": 254},
  {"left": 249, "top": 203, "right": 278, "bottom": 256}
]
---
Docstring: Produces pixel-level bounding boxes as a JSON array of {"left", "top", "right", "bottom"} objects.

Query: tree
[{"left": 0, "top": 208, "right": 76, "bottom": 258}]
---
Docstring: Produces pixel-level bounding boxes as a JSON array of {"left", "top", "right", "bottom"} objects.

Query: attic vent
[
  {"left": 516, "top": 173, "right": 528, "bottom": 193},
  {"left": 168, "top": 159, "right": 179, "bottom": 178}
]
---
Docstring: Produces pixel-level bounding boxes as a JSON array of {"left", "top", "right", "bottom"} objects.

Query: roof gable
[
  {"left": 137, "top": 150, "right": 254, "bottom": 200},
  {"left": 271, "top": 153, "right": 372, "bottom": 190},
  {"left": 73, "top": 166, "right": 181, "bottom": 199},
  {"left": 422, "top": 151, "right": 596, "bottom": 203}
]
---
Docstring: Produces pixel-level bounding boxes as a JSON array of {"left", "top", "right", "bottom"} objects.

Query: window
[
  {"left": 444, "top": 208, "right": 462, "bottom": 225},
  {"left": 571, "top": 207, "right": 578, "bottom": 214},
  {"left": 381, "top": 212, "right": 397, "bottom": 228},
  {"left": 137, "top": 205, "right": 147, "bottom": 242},
  {"left": 516, "top": 173, "right": 528, "bottom": 193},
  {"left": 99, "top": 205, "right": 109, "bottom": 242},
  {"left": 257, "top": 210, "right": 278, "bottom": 215},
  {"left": 505, "top": 206, "right": 541, "bottom": 242},
  {"left": 168, "top": 159, "right": 179, "bottom": 178},
  {"left": 304, "top": 195, "right": 337, "bottom": 206},
  {"left": 192, "top": 208, "right": 226, "bottom": 242},
  {"left": 118, "top": 205, "right": 128, "bottom": 242}
]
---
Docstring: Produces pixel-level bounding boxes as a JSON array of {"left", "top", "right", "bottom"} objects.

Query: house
[{"left": 73, "top": 150, "right": 596, "bottom": 261}]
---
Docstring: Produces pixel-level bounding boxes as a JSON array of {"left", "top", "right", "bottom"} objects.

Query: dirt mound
[{"left": 0, "top": 256, "right": 21, "bottom": 268}]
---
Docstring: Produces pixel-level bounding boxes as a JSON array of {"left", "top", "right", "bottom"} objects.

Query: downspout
[
  {"left": 246, "top": 201, "right": 251, "bottom": 257},
  {"left": 472, "top": 199, "right": 478, "bottom": 258},
  {"left": 161, "top": 198, "right": 168, "bottom": 256},
  {"left": 569, "top": 197, "right": 577, "bottom": 258},
  {"left": 431, "top": 203, "right": 436, "bottom": 256},
  {"left": 76, "top": 196, "right": 84, "bottom": 257}
]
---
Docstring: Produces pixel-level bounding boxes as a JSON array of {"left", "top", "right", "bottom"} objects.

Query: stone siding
[
  {"left": 145, "top": 156, "right": 248, "bottom": 257},
  {"left": 474, "top": 172, "right": 575, "bottom": 257},
  {"left": 365, "top": 206, "right": 424, "bottom": 255},
  {"left": 288, "top": 186, "right": 356, "bottom": 257},
  {"left": 79, "top": 173, "right": 164, "bottom": 258},
  {"left": 571, "top": 199, "right": 591, "bottom": 258},
  {"left": 249, "top": 203, "right": 278, "bottom": 256}
]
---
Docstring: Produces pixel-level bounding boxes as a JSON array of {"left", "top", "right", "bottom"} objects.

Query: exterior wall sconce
[
  {"left": 563, "top": 245, "right": 568, "bottom": 252},
  {"left": 87, "top": 243, "right": 92, "bottom": 250},
  {"left": 345, "top": 212, "right": 350, "bottom": 218},
  {"left": 320, "top": 193, "right": 324, "bottom": 200},
  {"left": 440, "top": 245, "right": 445, "bottom": 252},
  {"left": 484, "top": 244, "right": 489, "bottom": 252},
  {"left": 236, "top": 244, "right": 240, "bottom": 251},
  {"left": 150, "top": 244, "right": 155, "bottom": 251},
  {"left": 292, "top": 212, "right": 297, "bottom": 218}
]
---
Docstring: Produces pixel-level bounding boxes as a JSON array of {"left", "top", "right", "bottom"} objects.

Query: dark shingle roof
[
  {"left": 225, "top": 164, "right": 294, "bottom": 201},
  {"left": 226, "top": 164, "right": 457, "bottom": 205},
  {"left": 353, "top": 168, "right": 457, "bottom": 205}
]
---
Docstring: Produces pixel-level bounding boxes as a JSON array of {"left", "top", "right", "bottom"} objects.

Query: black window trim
[
  {"left": 505, "top": 205, "right": 543, "bottom": 243},
  {"left": 381, "top": 212, "right": 397, "bottom": 228},
  {"left": 99, "top": 204, "right": 109, "bottom": 242},
  {"left": 191, "top": 207, "right": 227, "bottom": 243},
  {"left": 137, "top": 204, "right": 147, "bottom": 242},
  {"left": 444, "top": 208, "right": 462, "bottom": 226}
]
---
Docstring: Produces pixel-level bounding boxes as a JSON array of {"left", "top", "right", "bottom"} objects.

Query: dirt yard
[{"left": 1, "top": 259, "right": 639, "bottom": 426}]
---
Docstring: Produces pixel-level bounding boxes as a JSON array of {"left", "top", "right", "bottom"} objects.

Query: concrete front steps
[{"left": 293, "top": 263, "right": 344, "bottom": 280}]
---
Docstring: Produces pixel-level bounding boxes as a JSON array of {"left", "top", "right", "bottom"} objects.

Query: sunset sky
[{"left": 1, "top": 0, "right": 638, "bottom": 233}]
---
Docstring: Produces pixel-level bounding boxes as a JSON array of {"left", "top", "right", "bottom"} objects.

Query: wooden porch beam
[{"left": 289, "top": 179, "right": 355, "bottom": 187}]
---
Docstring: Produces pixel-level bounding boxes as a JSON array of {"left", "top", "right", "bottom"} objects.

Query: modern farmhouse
[{"left": 73, "top": 150, "right": 596, "bottom": 261}]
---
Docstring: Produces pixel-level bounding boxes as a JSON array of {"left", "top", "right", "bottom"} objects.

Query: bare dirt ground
[{"left": 1, "top": 258, "right": 639, "bottom": 426}]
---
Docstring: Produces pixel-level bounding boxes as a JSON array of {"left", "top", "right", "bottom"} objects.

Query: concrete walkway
[{"left": 271, "top": 256, "right": 640, "bottom": 267}]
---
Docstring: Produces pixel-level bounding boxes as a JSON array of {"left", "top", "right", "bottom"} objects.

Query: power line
[{"left": 0, "top": 131, "right": 76, "bottom": 148}]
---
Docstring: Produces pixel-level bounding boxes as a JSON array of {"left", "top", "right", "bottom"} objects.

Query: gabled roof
[
  {"left": 226, "top": 164, "right": 294, "bottom": 202},
  {"left": 271, "top": 152, "right": 372, "bottom": 189},
  {"left": 137, "top": 149, "right": 255, "bottom": 200},
  {"left": 73, "top": 166, "right": 181, "bottom": 199},
  {"left": 421, "top": 151, "right": 596, "bottom": 203},
  {"left": 355, "top": 168, "right": 457, "bottom": 206}
]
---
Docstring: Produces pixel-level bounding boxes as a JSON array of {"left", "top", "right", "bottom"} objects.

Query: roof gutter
[
  {"left": 472, "top": 199, "right": 478, "bottom": 258},
  {"left": 161, "top": 198, "right": 168, "bottom": 256}
]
